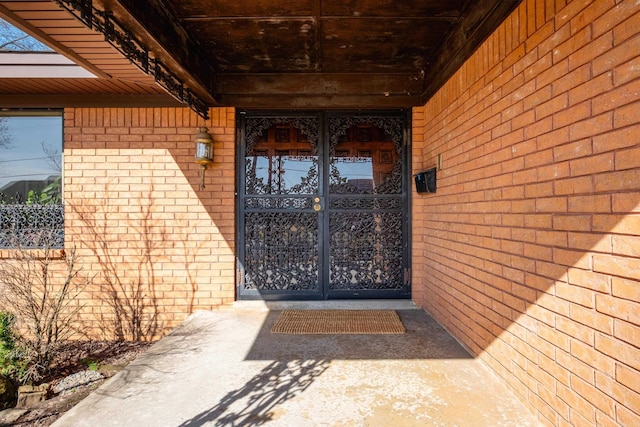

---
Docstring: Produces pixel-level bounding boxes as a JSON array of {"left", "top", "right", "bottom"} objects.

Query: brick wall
[
  {"left": 412, "top": 0, "right": 639, "bottom": 425},
  {"left": 63, "top": 107, "right": 236, "bottom": 339}
]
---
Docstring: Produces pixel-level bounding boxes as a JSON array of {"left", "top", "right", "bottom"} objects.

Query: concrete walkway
[{"left": 52, "top": 305, "right": 539, "bottom": 426}]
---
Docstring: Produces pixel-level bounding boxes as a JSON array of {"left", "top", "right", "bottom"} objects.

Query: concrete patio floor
[{"left": 52, "top": 304, "right": 539, "bottom": 426}]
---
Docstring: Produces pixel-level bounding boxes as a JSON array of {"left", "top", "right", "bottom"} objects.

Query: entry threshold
[{"left": 233, "top": 299, "right": 418, "bottom": 311}]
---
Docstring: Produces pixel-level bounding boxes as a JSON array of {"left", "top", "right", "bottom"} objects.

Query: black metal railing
[{"left": 0, "top": 203, "right": 64, "bottom": 249}]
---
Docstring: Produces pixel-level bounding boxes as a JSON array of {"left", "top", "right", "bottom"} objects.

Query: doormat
[{"left": 271, "top": 309, "right": 406, "bottom": 334}]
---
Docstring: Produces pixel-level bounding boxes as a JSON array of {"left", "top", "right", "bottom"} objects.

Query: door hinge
[{"left": 404, "top": 268, "right": 411, "bottom": 286}]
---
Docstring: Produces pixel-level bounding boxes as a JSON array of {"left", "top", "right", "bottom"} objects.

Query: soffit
[{"left": 0, "top": 0, "right": 178, "bottom": 108}]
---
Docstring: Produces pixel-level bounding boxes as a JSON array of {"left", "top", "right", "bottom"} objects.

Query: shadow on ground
[
  {"left": 177, "top": 359, "right": 329, "bottom": 427},
  {"left": 244, "top": 310, "right": 472, "bottom": 361},
  {"left": 51, "top": 309, "right": 538, "bottom": 427}
]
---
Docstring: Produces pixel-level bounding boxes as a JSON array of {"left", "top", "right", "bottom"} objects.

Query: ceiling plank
[
  {"left": 0, "top": 94, "right": 182, "bottom": 108},
  {"left": 175, "top": 0, "right": 315, "bottom": 17},
  {"left": 321, "top": 0, "right": 465, "bottom": 17}
]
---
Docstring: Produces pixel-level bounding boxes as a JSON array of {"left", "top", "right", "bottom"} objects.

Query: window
[{"left": 0, "top": 112, "right": 64, "bottom": 248}]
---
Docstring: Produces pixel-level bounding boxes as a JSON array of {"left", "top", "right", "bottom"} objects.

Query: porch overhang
[{"left": 0, "top": 0, "right": 523, "bottom": 115}]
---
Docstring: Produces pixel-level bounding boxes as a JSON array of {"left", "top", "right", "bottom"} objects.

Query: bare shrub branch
[
  {"left": 70, "top": 192, "right": 164, "bottom": 342},
  {"left": 0, "top": 232, "right": 90, "bottom": 383}
]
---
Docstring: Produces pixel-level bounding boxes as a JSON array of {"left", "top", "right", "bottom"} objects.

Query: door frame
[{"left": 235, "top": 109, "right": 412, "bottom": 300}]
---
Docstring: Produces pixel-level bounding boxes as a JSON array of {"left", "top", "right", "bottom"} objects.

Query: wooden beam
[
  {"left": 421, "top": 0, "right": 523, "bottom": 103},
  {"left": 97, "top": 0, "right": 217, "bottom": 104},
  {"left": 217, "top": 73, "right": 424, "bottom": 96},
  {"left": 217, "top": 94, "right": 423, "bottom": 109}
]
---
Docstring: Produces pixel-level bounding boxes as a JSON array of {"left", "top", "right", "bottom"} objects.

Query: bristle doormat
[{"left": 271, "top": 309, "right": 406, "bottom": 334}]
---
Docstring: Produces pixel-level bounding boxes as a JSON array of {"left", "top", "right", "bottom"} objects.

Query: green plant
[
  {"left": 0, "top": 312, "right": 14, "bottom": 349},
  {"left": 23, "top": 176, "right": 61, "bottom": 205},
  {"left": 0, "top": 312, "right": 15, "bottom": 372},
  {"left": 0, "top": 312, "right": 26, "bottom": 381},
  {"left": 40, "top": 176, "right": 62, "bottom": 205},
  {"left": 81, "top": 358, "right": 99, "bottom": 371},
  {"left": 26, "top": 189, "right": 39, "bottom": 205}
]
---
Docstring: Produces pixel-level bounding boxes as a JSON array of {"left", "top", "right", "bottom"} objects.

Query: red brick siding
[
  {"left": 412, "top": 0, "right": 640, "bottom": 425},
  {"left": 63, "top": 107, "right": 236, "bottom": 339}
]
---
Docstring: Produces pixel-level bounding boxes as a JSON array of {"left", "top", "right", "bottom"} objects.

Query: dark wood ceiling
[{"left": 0, "top": 0, "right": 522, "bottom": 112}]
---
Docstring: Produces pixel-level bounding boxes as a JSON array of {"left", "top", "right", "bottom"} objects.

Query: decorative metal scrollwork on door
[
  {"left": 328, "top": 115, "right": 404, "bottom": 195},
  {"left": 242, "top": 116, "right": 321, "bottom": 293},
  {"left": 243, "top": 211, "right": 319, "bottom": 291},
  {"left": 327, "top": 114, "right": 406, "bottom": 293},
  {"left": 245, "top": 117, "right": 319, "bottom": 196},
  {"left": 239, "top": 112, "right": 409, "bottom": 299},
  {"left": 329, "top": 211, "right": 404, "bottom": 290}
]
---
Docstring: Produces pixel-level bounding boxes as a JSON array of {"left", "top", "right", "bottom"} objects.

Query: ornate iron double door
[{"left": 238, "top": 111, "right": 410, "bottom": 300}]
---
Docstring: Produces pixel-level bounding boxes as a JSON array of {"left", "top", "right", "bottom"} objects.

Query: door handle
[{"left": 313, "top": 196, "right": 322, "bottom": 211}]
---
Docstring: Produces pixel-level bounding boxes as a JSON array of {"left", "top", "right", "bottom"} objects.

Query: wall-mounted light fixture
[{"left": 194, "top": 127, "right": 214, "bottom": 190}]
